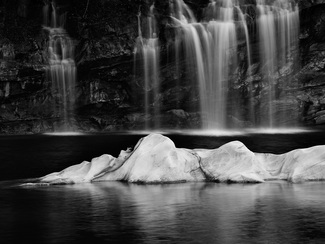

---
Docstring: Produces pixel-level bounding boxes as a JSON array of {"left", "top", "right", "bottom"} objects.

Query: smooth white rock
[
  {"left": 40, "top": 133, "right": 205, "bottom": 184},
  {"left": 196, "top": 141, "right": 271, "bottom": 183},
  {"left": 39, "top": 133, "right": 325, "bottom": 184},
  {"left": 40, "top": 150, "right": 130, "bottom": 184},
  {"left": 256, "top": 145, "right": 325, "bottom": 182},
  {"left": 94, "top": 133, "right": 205, "bottom": 183}
]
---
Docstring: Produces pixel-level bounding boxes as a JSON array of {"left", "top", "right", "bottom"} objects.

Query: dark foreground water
[
  {"left": 1, "top": 130, "right": 325, "bottom": 243},
  {"left": 1, "top": 182, "right": 325, "bottom": 243}
]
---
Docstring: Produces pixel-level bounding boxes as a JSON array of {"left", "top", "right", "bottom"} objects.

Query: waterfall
[
  {"left": 130, "top": 0, "right": 300, "bottom": 130},
  {"left": 257, "top": 0, "right": 299, "bottom": 127},
  {"left": 168, "top": 0, "right": 300, "bottom": 129},
  {"left": 171, "top": 0, "right": 251, "bottom": 129},
  {"left": 134, "top": 4, "right": 160, "bottom": 129},
  {"left": 43, "top": 1, "right": 76, "bottom": 130}
]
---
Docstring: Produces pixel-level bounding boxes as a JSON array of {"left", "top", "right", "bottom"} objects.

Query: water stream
[
  {"left": 134, "top": 4, "right": 160, "bottom": 129},
  {"left": 257, "top": 0, "right": 299, "bottom": 127},
  {"left": 137, "top": 0, "right": 300, "bottom": 130},
  {"left": 43, "top": 1, "right": 76, "bottom": 130}
]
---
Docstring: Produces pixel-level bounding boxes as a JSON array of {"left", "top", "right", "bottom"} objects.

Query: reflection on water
[
  {"left": 1, "top": 182, "right": 325, "bottom": 243},
  {"left": 1, "top": 133, "right": 325, "bottom": 243}
]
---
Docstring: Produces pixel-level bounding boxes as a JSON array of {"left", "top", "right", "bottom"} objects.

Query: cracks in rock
[{"left": 187, "top": 149, "right": 214, "bottom": 181}]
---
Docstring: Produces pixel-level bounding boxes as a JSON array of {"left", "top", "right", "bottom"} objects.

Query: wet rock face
[
  {"left": 295, "top": 2, "right": 325, "bottom": 125},
  {"left": 299, "top": 0, "right": 325, "bottom": 10},
  {"left": 2, "top": 0, "right": 325, "bottom": 133}
]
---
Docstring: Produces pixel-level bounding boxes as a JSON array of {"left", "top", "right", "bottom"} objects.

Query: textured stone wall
[{"left": 1, "top": 0, "right": 325, "bottom": 133}]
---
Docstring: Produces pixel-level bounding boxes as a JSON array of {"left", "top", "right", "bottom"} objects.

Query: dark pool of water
[
  {"left": 1, "top": 182, "right": 325, "bottom": 243},
  {"left": 1, "top": 131, "right": 325, "bottom": 243}
]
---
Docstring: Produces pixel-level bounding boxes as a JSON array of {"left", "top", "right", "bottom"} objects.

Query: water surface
[
  {"left": 1, "top": 131, "right": 325, "bottom": 243},
  {"left": 1, "top": 182, "right": 325, "bottom": 243}
]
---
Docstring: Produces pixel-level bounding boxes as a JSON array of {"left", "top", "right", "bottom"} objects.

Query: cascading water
[
  {"left": 43, "top": 1, "right": 76, "bottom": 130},
  {"left": 257, "top": 0, "right": 299, "bottom": 127},
  {"left": 131, "top": 0, "right": 299, "bottom": 130},
  {"left": 134, "top": 4, "right": 160, "bottom": 130},
  {"left": 170, "top": 0, "right": 251, "bottom": 129}
]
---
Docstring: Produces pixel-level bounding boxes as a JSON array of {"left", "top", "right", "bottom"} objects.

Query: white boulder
[
  {"left": 40, "top": 148, "right": 131, "bottom": 184},
  {"left": 94, "top": 133, "right": 205, "bottom": 183},
  {"left": 196, "top": 141, "right": 271, "bottom": 183},
  {"left": 40, "top": 134, "right": 205, "bottom": 184},
  {"left": 38, "top": 133, "right": 325, "bottom": 184},
  {"left": 256, "top": 145, "right": 325, "bottom": 182}
]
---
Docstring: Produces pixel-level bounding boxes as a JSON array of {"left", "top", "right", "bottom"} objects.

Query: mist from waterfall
[
  {"left": 134, "top": 4, "right": 160, "bottom": 130},
  {"left": 43, "top": 1, "right": 76, "bottom": 130}
]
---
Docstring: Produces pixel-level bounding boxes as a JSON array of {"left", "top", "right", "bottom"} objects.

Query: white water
[
  {"left": 257, "top": 0, "right": 299, "bottom": 127},
  {"left": 134, "top": 4, "right": 160, "bottom": 129},
  {"left": 167, "top": 0, "right": 301, "bottom": 130},
  {"left": 126, "top": 128, "right": 312, "bottom": 137},
  {"left": 43, "top": 1, "right": 76, "bottom": 130},
  {"left": 171, "top": 0, "right": 251, "bottom": 129},
  {"left": 43, "top": 132, "right": 85, "bottom": 136}
]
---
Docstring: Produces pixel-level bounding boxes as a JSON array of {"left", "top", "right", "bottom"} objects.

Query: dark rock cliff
[{"left": 1, "top": 0, "right": 325, "bottom": 133}]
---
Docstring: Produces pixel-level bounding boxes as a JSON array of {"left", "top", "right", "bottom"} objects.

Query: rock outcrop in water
[
  {"left": 196, "top": 141, "right": 272, "bottom": 183},
  {"left": 39, "top": 133, "right": 325, "bottom": 184}
]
